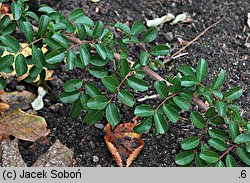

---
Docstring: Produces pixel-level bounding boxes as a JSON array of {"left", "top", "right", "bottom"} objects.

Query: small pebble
[
  {"left": 96, "top": 164, "right": 102, "bottom": 167},
  {"left": 171, "top": 149, "right": 176, "bottom": 154},
  {"left": 93, "top": 155, "right": 99, "bottom": 163},
  {"left": 89, "top": 141, "right": 96, "bottom": 149},
  {"left": 94, "top": 123, "right": 105, "bottom": 129},
  {"left": 16, "top": 85, "right": 25, "bottom": 91}
]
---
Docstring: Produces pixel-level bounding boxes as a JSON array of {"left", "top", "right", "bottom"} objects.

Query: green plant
[{"left": 0, "top": 0, "right": 249, "bottom": 167}]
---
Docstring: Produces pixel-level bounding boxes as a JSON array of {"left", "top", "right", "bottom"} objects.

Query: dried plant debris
[
  {"left": 104, "top": 123, "right": 144, "bottom": 167},
  {"left": 0, "top": 91, "right": 36, "bottom": 110},
  {"left": 0, "top": 109, "right": 50, "bottom": 142},
  {"left": 0, "top": 102, "right": 10, "bottom": 113},
  {"left": 146, "top": 13, "right": 175, "bottom": 27},
  {"left": 31, "top": 86, "right": 47, "bottom": 111},
  {"left": 31, "top": 140, "right": 74, "bottom": 167},
  {"left": 1, "top": 138, "right": 27, "bottom": 167}
]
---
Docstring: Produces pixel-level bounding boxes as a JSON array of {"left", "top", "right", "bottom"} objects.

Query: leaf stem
[
  {"left": 108, "top": 71, "right": 132, "bottom": 104},
  {"left": 154, "top": 93, "right": 176, "bottom": 113},
  {"left": 218, "top": 144, "right": 238, "bottom": 161}
]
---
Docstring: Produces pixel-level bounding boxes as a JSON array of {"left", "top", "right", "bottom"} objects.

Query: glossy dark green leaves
[
  {"left": 237, "top": 146, "right": 250, "bottom": 165},
  {"left": 133, "top": 117, "right": 152, "bottom": 134},
  {"left": 0, "top": 76, "right": 6, "bottom": 90},
  {"left": 212, "top": 69, "right": 226, "bottom": 90},
  {"left": 134, "top": 105, "right": 154, "bottom": 117},
  {"left": 11, "top": 2, "right": 22, "bottom": 20},
  {"left": 114, "top": 22, "right": 131, "bottom": 34},
  {"left": 93, "top": 21, "right": 104, "bottom": 39},
  {"left": 85, "top": 83, "right": 102, "bottom": 97},
  {"left": 196, "top": 58, "right": 208, "bottom": 82},
  {"left": 139, "top": 51, "right": 149, "bottom": 66},
  {"left": 131, "top": 20, "right": 146, "bottom": 35},
  {"left": 0, "top": 35, "right": 20, "bottom": 52},
  {"left": 38, "top": 15, "right": 50, "bottom": 37},
  {"left": 190, "top": 111, "right": 206, "bottom": 129},
  {"left": 118, "top": 90, "right": 135, "bottom": 107},
  {"left": 88, "top": 67, "right": 108, "bottom": 78},
  {"left": 142, "top": 27, "right": 158, "bottom": 43},
  {"left": 84, "top": 110, "right": 104, "bottom": 125},
  {"left": 106, "top": 103, "right": 121, "bottom": 127},
  {"left": 150, "top": 45, "right": 170, "bottom": 56},
  {"left": 181, "top": 136, "right": 200, "bottom": 150},
  {"left": 163, "top": 104, "right": 179, "bottom": 123},
  {"left": 0, "top": 55, "right": 14, "bottom": 72},
  {"left": 234, "top": 134, "right": 250, "bottom": 143},
  {"left": 199, "top": 150, "right": 219, "bottom": 163},
  {"left": 15, "top": 54, "right": 27, "bottom": 76},
  {"left": 154, "top": 113, "right": 169, "bottom": 134},
  {"left": 101, "top": 76, "right": 119, "bottom": 92},
  {"left": 175, "top": 151, "right": 194, "bottom": 165},
  {"left": 68, "top": 8, "right": 84, "bottom": 21},
  {"left": 64, "top": 79, "right": 83, "bottom": 92},
  {"left": 208, "top": 138, "right": 227, "bottom": 151},
  {"left": 154, "top": 81, "right": 168, "bottom": 98},
  {"left": 173, "top": 96, "right": 190, "bottom": 111},
  {"left": 224, "top": 86, "right": 243, "bottom": 101},
  {"left": 87, "top": 95, "right": 108, "bottom": 110},
  {"left": 127, "top": 76, "right": 148, "bottom": 91},
  {"left": 59, "top": 90, "right": 80, "bottom": 103},
  {"left": 79, "top": 44, "right": 90, "bottom": 67}
]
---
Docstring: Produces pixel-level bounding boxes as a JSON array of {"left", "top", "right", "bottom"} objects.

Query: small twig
[
  {"left": 218, "top": 144, "right": 238, "bottom": 161},
  {"left": 108, "top": 71, "right": 132, "bottom": 104},
  {"left": 18, "top": 37, "right": 44, "bottom": 53},
  {"left": 155, "top": 93, "right": 176, "bottom": 112},
  {"left": 138, "top": 94, "right": 160, "bottom": 102},
  {"left": 172, "top": 52, "right": 189, "bottom": 60},
  {"left": 164, "top": 16, "right": 224, "bottom": 63}
]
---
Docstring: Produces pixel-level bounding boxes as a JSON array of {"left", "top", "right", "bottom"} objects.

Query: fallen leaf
[
  {"left": 1, "top": 138, "right": 27, "bottom": 167},
  {"left": 171, "top": 13, "right": 187, "bottom": 25},
  {"left": 104, "top": 123, "right": 144, "bottom": 167},
  {"left": 146, "top": 13, "right": 175, "bottom": 27},
  {"left": 0, "top": 3, "right": 9, "bottom": 15},
  {"left": 247, "top": 13, "right": 250, "bottom": 28},
  {"left": 0, "top": 102, "right": 10, "bottom": 112},
  {"left": 0, "top": 90, "right": 36, "bottom": 110},
  {"left": 31, "top": 86, "right": 47, "bottom": 110},
  {"left": 32, "top": 140, "right": 74, "bottom": 167},
  {"left": 0, "top": 109, "right": 50, "bottom": 142}
]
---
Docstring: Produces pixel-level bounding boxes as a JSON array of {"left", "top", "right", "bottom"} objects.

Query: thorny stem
[
  {"left": 218, "top": 144, "right": 238, "bottom": 161},
  {"left": 108, "top": 71, "right": 132, "bottom": 104},
  {"left": 199, "top": 120, "right": 209, "bottom": 146},
  {"left": 154, "top": 93, "right": 176, "bottom": 112}
]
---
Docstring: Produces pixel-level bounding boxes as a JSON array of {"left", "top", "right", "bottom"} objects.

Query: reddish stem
[{"left": 218, "top": 144, "right": 238, "bottom": 161}]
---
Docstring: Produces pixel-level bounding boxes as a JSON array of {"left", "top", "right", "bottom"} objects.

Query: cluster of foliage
[{"left": 0, "top": 0, "right": 249, "bottom": 166}]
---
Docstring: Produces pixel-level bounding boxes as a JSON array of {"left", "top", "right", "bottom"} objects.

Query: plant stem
[
  {"left": 218, "top": 144, "right": 238, "bottom": 161},
  {"left": 154, "top": 93, "right": 176, "bottom": 112},
  {"left": 164, "top": 16, "right": 224, "bottom": 63},
  {"left": 108, "top": 71, "right": 132, "bottom": 104},
  {"left": 18, "top": 37, "right": 44, "bottom": 53},
  {"left": 33, "top": 25, "right": 210, "bottom": 112}
]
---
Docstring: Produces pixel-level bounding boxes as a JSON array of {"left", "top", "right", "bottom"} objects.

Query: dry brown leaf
[
  {"left": 104, "top": 123, "right": 144, "bottom": 167},
  {"left": 1, "top": 138, "right": 27, "bottom": 167},
  {"left": 0, "top": 109, "right": 50, "bottom": 142},
  {"left": 32, "top": 140, "right": 74, "bottom": 167},
  {"left": 0, "top": 90, "right": 36, "bottom": 110},
  {"left": 0, "top": 102, "right": 10, "bottom": 112},
  {"left": 0, "top": 4, "right": 9, "bottom": 15}
]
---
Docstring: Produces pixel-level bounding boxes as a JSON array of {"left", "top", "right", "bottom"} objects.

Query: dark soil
[{"left": 11, "top": 0, "right": 250, "bottom": 166}]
